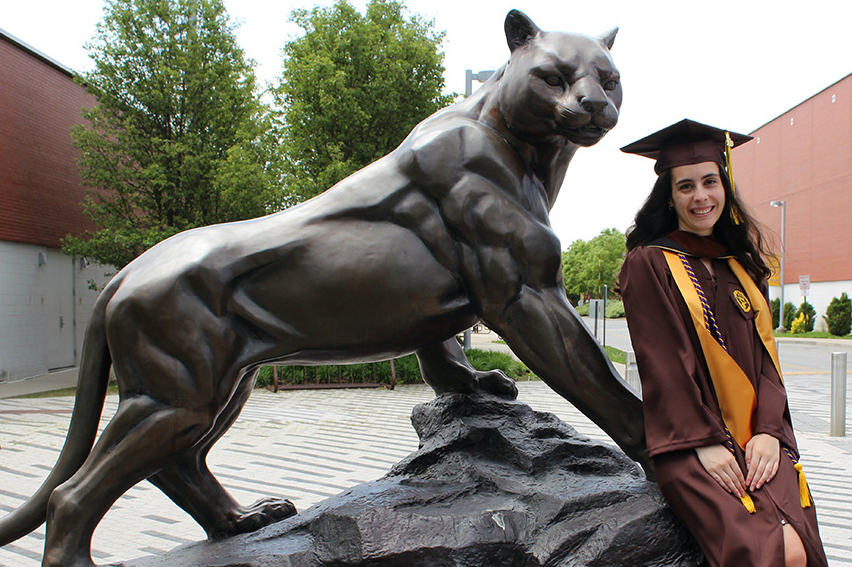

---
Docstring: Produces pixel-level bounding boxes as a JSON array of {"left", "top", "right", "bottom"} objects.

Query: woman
[{"left": 618, "top": 119, "right": 827, "bottom": 567}]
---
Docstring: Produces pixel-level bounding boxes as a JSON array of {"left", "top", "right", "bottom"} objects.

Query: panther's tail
[{"left": 0, "top": 282, "right": 117, "bottom": 545}]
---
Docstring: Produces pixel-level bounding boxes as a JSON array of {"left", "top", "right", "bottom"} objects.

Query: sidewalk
[
  {"left": 1, "top": 344, "right": 851, "bottom": 566},
  {"left": 0, "top": 368, "right": 78, "bottom": 399}
]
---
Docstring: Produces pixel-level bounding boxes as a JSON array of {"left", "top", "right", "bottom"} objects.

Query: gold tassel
[
  {"left": 740, "top": 493, "right": 756, "bottom": 514},
  {"left": 794, "top": 462, "right": 813, "bottom": 508},
  {"left": 725, "top": 132, "right": 742, "bottom": 225}
]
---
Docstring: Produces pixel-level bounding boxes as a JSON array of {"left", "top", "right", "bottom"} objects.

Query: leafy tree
[
  {"left": 561, "top": 228, "right": 626, "bottom": 304},
  {"left": 274, "top": 0, "right": 453, "bottom": 200},
  {"left": 63, "top": 0, "right": 287, "bottom": 269},
  {"left": 824, "top": 293, "right": 852, "bottom": 336}
]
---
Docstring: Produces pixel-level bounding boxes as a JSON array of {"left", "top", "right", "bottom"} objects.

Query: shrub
[
  {"left": 783, "top": 302, "right": 797, "bottom": 330},
  {"left": 770, "top": 298, "right": 780, "bottom": 329},
  {"left": 575, "top": 302, "right": 590, "bottom": 316},
  {"left": 464, "top": 349, "right": 531, "bottom": 379},
  {"left": 254, "top": 349, "right": 530, "bottom": 389},
  {"left": 824, "top": 293, "right": 852, "bottom": 336},
  {"left": 796, "top": 301, "right": 816, "bottom": 332},
  {"left": 791, "top": 312, "right": 808, "bottom": 334},
  {"left": 605, "top": 299, "right": 625, "bottom": 318}
]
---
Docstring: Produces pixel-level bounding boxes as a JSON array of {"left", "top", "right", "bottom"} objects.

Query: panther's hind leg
[
  {"left": 148, "top": 370, "right": 296, "bottom": 539},
  {"left": 43, "top": 396, "right": 219, "bottom": 567},
  {"left": 416, "top": 337, "right": 518, "bottom": 398}
]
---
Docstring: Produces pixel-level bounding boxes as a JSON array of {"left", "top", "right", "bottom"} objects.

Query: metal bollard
[
  {"left": 831, "top": 352, "right": 847, "bottom": 437},
  {"left": 625, "top": 351, "right": 642, "bottom": 397}
]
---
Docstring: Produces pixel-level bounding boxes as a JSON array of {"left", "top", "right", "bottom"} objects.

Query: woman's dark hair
[{"left": 625, "top": 165, "right": 772, "bottom": 282}]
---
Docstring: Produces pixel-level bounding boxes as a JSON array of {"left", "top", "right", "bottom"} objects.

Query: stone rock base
[{"left": 133, "top": 393, "right": 703, "bottom": 566}]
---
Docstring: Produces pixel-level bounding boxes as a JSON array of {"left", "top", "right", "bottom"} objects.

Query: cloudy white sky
[{"left": 3, "top": 0, "right": 852, "bottom": 246}]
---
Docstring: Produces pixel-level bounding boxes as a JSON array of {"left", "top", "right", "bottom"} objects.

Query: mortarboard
[{"left": 620, "top": 119, "right": 753, "bottom": 175}]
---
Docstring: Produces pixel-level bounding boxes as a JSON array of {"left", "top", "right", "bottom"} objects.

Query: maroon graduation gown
[{"left": 619, "top": 231, "right": 827, "bottom": 567}]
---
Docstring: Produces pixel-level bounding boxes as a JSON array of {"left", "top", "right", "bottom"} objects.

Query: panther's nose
[{"left": 579, "top": 95, "right": 607, "bottom": 115}]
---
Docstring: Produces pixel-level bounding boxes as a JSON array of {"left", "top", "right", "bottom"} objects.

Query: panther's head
[{"left": 494, "top": 10, "right": 622, "bottom": 148}]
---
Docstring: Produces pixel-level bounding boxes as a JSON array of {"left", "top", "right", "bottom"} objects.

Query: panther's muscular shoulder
[{"left": 394, "top": 97, "right": 527, "bottom": 202}]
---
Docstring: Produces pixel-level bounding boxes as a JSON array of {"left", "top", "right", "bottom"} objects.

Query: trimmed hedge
[{"left": 255, "top": 349, "right": 531, "bottom": 389}]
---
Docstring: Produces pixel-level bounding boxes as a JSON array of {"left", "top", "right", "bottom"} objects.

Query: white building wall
[
  {"left": 0, "top": 241, "right": 47, "bottom": 381},
  {"left": 0, "top": 240, "right": 113, "bottom": 382},
  {"left": 769, "top": 280, "right": 852, "bottom": 332}
]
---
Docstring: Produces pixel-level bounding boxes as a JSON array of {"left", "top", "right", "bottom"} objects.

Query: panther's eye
[
  {"left": 603, "top": 79, "right": 619, "bottom": 91},
  {"left": 543, "top": 75, "right": 563, "bottom": 87}
]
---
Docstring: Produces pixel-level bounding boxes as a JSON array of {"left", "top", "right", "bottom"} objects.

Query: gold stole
[{"left": 663, "top": 251, "right": 812, "bottom": 510}]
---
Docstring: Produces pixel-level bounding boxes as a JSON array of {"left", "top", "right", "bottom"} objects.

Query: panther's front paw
[
  {"left": 232, "top": 497, "right": 297, "bottom": 534},
  {"left": 474, "top": 369, "right": 518, "bottom": 399}
]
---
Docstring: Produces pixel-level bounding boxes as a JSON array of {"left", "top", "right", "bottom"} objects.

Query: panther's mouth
[
  {"left": 565, "top": 124, "right": 609, "bottom": 146},
  {"left": 578, "top": 125, "right": 606, "bottom": 137}
]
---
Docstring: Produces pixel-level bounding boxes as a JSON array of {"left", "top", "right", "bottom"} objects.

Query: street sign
[{"left": 799, "top": 275, "right": 810, "bottom": 297}]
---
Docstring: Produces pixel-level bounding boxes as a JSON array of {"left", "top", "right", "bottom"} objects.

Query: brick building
[
  {"left": 734, "top": 72, "right": 852, "bottom": 331},
  {"left": 0, "top": 29, "right": 110, "bottom": 382}
]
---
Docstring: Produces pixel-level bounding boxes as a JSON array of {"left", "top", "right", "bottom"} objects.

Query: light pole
[
  {"left": 461, "top": 69, "right": 493, "bottom": 350},
  {"left": 464, "top": 69, "right": 494, "bottom": 96},
  {"left": 770, "top": 200, "right": 786, "bottom": 332}
]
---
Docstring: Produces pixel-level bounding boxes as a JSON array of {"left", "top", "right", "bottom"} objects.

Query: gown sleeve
[{"left": 620, "top": 246, "right": 728, "bottom": 457}]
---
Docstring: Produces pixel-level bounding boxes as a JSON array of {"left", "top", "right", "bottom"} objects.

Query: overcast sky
[{"left": 3, "top": 0, "right": 851, "bottom": 247}]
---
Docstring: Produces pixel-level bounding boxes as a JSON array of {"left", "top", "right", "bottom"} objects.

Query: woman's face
[{"left": 669, "top": 161, "right": 725, "bottom": 236}]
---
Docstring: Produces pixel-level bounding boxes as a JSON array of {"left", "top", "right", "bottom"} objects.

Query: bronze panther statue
[{"left": 0, "top": 10, "right": 646, "bottom": 566}]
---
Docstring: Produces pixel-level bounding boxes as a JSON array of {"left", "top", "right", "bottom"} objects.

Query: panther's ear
[
  {"left": 505, "top": 10, "right": 541, "bottom": 52},
  {"left": 598, "top": 27, "right": 618, "bottom": 50}
]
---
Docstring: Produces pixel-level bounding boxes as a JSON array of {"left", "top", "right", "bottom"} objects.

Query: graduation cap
[{"left": 620, "top": 119, "right": 753, "bottom": 175}]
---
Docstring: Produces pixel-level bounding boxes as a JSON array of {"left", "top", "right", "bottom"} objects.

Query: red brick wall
[
  {"left": 734, "top": 73, "right": 852, "bottom": 285},
  {"left": 0, "top": 35, "right": 97, "bottom": 248}
]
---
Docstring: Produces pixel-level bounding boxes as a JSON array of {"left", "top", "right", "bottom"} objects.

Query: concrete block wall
[
  {"left": 0, "top": 241, "right": 47, "bottom": 381},
  {"left": 0, "top": 241, "right": 113, "bottom": 383},
  {"left": 73, "top": 259, "right": 114, "bottom": 361}
]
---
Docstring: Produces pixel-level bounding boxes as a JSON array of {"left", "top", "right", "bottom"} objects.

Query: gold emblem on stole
[{"left": 733, "top": 290, "right": 751, "bottom": 313}]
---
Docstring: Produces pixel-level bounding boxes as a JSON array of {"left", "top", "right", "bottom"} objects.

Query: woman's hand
[
  {"left": 695, "top": 444, "right": 747, "bottom": 497},
  {"left": 745, "top": 433, "right": 780, "bottom": 491}
]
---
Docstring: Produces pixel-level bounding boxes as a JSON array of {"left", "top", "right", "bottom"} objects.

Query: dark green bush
[
  {"left": 783, "top": 302, "right": 797, "bottom": 330},
  {"left": 796, "top": 301, "right": 816, "bottom": 332},
  {"left": 464, "top": 349, "right": 531, "bottom": 379},
  {"left": 770, "top": 298, "right": 780, "bottom": 329},
  {"left": 254, "top": 349, "right": 530, "bottom": 389},
  {"left": 824, "top": 293, "right": 852, "bottom": 336}
]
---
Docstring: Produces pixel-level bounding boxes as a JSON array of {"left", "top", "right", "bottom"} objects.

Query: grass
[
  {"left": 775, "top": 331, "right": 852, "bottom": 339},
  {"left": 603, "top": 345, "right": 626, "bottom": 365}
]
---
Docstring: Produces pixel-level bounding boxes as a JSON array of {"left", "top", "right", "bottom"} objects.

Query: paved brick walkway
[{"left": 1, "top": 375, "right": 850, "bottom": 566}]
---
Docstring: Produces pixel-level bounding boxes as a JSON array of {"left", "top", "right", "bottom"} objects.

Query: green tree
[
  {"left": 561, "top": 228, "right": 626, "bottom": 304},
  {"left": 824, "top": 293, "right": 852, "bottom": 336},
  {"left": 274, "top": 0, "right": 453, "bottom": 200},
  {"left": 63, "top": 0, "right": 287, "bottom": 269}
]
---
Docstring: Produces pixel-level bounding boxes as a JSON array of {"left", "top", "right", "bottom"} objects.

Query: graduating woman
[{"left": 618, "top": 119, "right": 828, "bottom": 567}]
